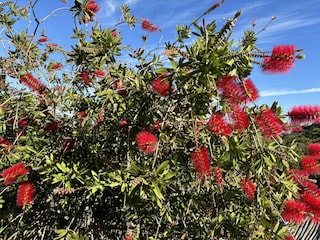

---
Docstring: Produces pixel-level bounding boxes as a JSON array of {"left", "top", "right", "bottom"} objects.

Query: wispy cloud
[{"left": 260, "top": 88, "right": 320, "bottom": 97}]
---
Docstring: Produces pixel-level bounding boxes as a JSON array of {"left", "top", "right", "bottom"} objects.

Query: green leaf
[
  {"left": 152, "top": 182, "right": 164, "bottom": 200},
  {"left": 155, "top": 160, "right": 169, "bottom": 175}
]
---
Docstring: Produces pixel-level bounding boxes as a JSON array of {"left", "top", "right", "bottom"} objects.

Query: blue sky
[{"left": 9, "top": 0, "right": 320, "bottom": 113}]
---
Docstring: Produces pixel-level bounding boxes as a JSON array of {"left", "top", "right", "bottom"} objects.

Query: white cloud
[{"left": 260, "top": 88, "right": 320, "bottom": 97}]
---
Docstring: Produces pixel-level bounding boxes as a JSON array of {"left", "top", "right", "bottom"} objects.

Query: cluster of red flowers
[
  {"left": 85, "top": 0, "right": 100, "bottom": 14},
  {"left": 288, "top": 105, "right": 320, "bottom": 124},
  {"left": 20, "top": 73, "right": 46, "bottom": 93},
  {"left": 281, "top": 142, "right": 320, "bottom": 224},
  {"left": 191, "top": 147, "right": 211, "bottom": 177},
  {"left": 93, "top": 70, "right": 106, "bottom": 78},
  {"left": 152, "top": 73, "right": 171, "bottom": 97},
  {"left": 262, "top": 45, "right": 296, "bottom": 74},
  {"left": 51, "top": 62, "right": 63, "bottom": 70},
  {"left": 136, "top": 131, "right": 158, "bottom": 154},
  {"left": 240, "top": 177, "right": 256, "bottom": 200},
  {"left": 216, "top": 76, "right": 259, "bottom": 104},
  {"left": 254, "top": 109, "right": 284, "bottom": 138},
  {"left": 45, "top": 122, "right": 61, "bottom": 131},
  {"left": 1, "top": 163, "right": 35, "bottom": 207},
  {"left": 141, "top": 19, "right": 159, "bottom": 32}
]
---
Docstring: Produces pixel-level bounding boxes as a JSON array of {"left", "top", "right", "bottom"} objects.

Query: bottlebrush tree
[{"left": 0, "top": 0, "right": 313, "bottom": 239}]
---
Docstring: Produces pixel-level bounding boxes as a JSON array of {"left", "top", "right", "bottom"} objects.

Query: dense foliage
[{"left": 0, "top": 1, "right": 317, "bottom": 239}]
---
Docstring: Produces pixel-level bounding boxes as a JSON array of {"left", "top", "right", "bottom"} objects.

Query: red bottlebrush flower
[
  {"left": 45, "top": 122, "right": 61, "bottom": 131},
  {"left": 20, "top": 73, "right": 46, "bottom": 93},
  {"left": 262, "top": 45, "right": 296, "bottom": 74},
  {"left": 115, "top": 80, "right": 127, "bottom": 96},
  {"left": 281, "top": 199, "right": 306, "bottom": 224},
  {"left": 119, "top": 119, "right": 128, "bottom": 127},
  {"left": 77, "top": 111, "right": 87, "bottom": 118},
  {"left": 214, "top": 166, "right": 223, "bottom": 187},
  {"left": 93, "top": 70, "right": 106, "bottom": 78},
  {"left": 18, "top": 118, "right": 29, "bottom": 127},
  {"left": 230, "top": 104, "right": 249, "bottom": 133},
  {"left": 290, "top": 168, "right": 310, "bottom": 184},
  {"left": 85, "top": 0, "right": 100, "bottom": 14},
  {"left": 302, "top": 179, "right": 320, "bottom": 196},
  {"left": 111, "top": 31, "right": 118, "bottom": 37},
  {"left": 47, "top": 43, "right": 57, "bottom": 48},
  {"left": 37, "top": 36, "right": 48, "bottom": 42},
  {"left": 0, "top": 136, "right": 13, "bottom": 147},
  {"left": 242, "top": 78, "right": 259, "bottom": 102},
  {"left": 136, "top": 131, "right": 158, "bottom": 154},
  {"left": 217, "top": 76, "right": 245, "bottom": 104},
  {"left": 191, "top": 147, "right": 211, "bottom": 177},
  {"left": 308, "top": 143, "right": 320, "bottom": 156},
  {"left": 152, "top": 121, "right": 162, "bottom": 130},
  {"left": 254, "top": 109, "right": 283, "bottom": 138},
  {"left": 52, "top": 62, "right": 62, "bottom": 70},
  {"left": 207, "top": 113, "right": 233, "bottom": 136},
  {"left": 62, "top": 138, "right": 76, "bottom": 152},
  {"left": 16, "top": 182, "right": 35, "bottom": 207},
  {"left": 240, "top": 177, "right": 255, "bottom": 200},
  {"left": 80, "top": 70, "right": 92, "bottom": 86},
  {"left": 284, "top": 235, "right": 295, "bottom": 240},
  {"left": 288, "top": 105, "right": 320, "bottom": 124},
  {"left": 301, "top": 156, "right": 320, "bottom": 175},
  {"left": 123, "top": 233, "right": 134, "bottom": 240},
  {"left": 0, "top": 163, "right": 29, "bottom": 185},
  {"left": 152, "top": 74, "right": 171, "bottom": 97},
  {"left": 302, "top": 191, "right": 320, "bottom": 210},
  {"left": 141, "top": 19, "right": 159, "bottom": 32}
]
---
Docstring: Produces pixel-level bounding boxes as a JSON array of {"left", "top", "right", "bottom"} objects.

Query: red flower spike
[
  {"left": 80, "top": 70, "right": 92, "bottom": 86},
  {"left": 93, "top": 70, "right": 106, "bottom": 78},
  {"left": 0, "top": 136, "right": 13, "bottom": 147},
  {"left": 45, "top": 122, "right": 61, "bottom": 131},
  {"left": 20, "top": 73, "right": 46, "bottom": 93},
  {"left": 242, "top": 78, "right": 259, "bottom": 103},
  {"left": 119, "top": 119, "right": 128, "bottom": 127},
  {"left": 115, "top": 81, "right": 127, "bottom": 96},
  {"left": 207, "top": 113, "right": 233, "bottom": 136},
  {"left": 254, "top": 109, "right": 284, "bottom": 138},
  {"left": 284, "top": 235, "right": 295, "bottom": 240},
  {"left": 288, "top": 105, "right": 320, "bottom": 124},
  {"left": 262, "top": 45, "right": 296, "bottom": 74},
  {"left": 281, "top": 199, "right": 306, "bottom": 224},
  {"left": 37, "top": 36, "right": 48, "bottom": 42},
  {"left": 214, "top": 167, "right": 223, "bottom": 187},
  {"left": 136, "top": 131, "right": 158, "bottom": 154},
  {"left": 52, "top": 62, "right": 62, "bottom": 70},
  {"left": 301, "top": 156, "right": 320, "bottom": 175},
  {"left": 111, "top": 31, "right": 118, "bottom": 37},
  {"left": 77, "top": 111, "right": 87, "bottom": 118},
  {"left": 0, "top": 163, "right": 29, "bottom": 185},
  {"left": 240, "top": 177, "right": 255, "bottom": 200},
  {"left": 191, "top": 147, "right": 211, "bottom": 177},
  {"left": 62, "top": 138, "right": 76, "bottom": 152},
  {"left": 230, "top": 104, "right": 249, "bottom": 133},
  {"left": 16, "top": 181, "right": 35, "bottom": 207},
  {"left": 141, "top": 19, "right": 159, "bottom": 32},
  {"left": 152, "top": 74, "right": 171, "bottom": 97},
  {"left": 217, "top": 76, "right": 245, "bottom": 104},
  {"left": 123, "top": 233, "right": 134, "bottom": 240},
  {"left": 308, "top": 143, "right": 320, "bottom": 156},
  {"left": 302, "top": 191, "right": 320, "bottom": 210},
  {"left": 85, "top": 0, "right": 100, "bottom": 14}
]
